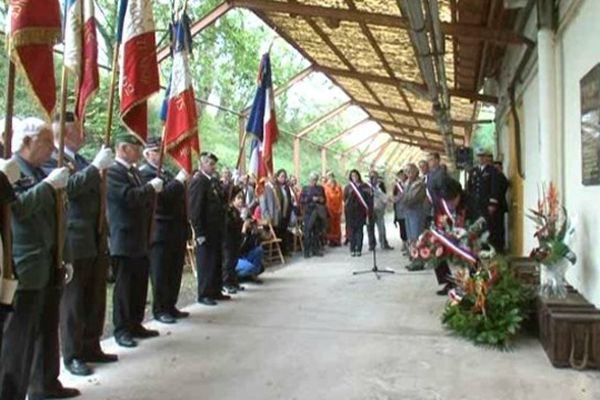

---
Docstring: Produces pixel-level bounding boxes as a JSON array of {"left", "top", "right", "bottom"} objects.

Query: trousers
[
  {"left": 112, "top": 256, "right": 149, "bottom": 338},
  {"left": 149, "top": 239, "right": 186, "bottom": 317}
]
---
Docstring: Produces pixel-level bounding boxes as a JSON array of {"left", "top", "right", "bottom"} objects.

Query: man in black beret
[
  {"left": 107, "top": 132, "right": 163, "bottom": 347},
  {"left": 139, "top": 137, "right": 190, "bottom": 324},
  {"left": 189, "top": 152, "right": 229, "bottom": 306}
]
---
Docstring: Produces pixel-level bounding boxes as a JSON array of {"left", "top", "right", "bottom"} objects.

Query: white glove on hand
[
  {"left": 0, "top": 157, "right": 20, "bottom": 184},
  {"left": 175, "top": 169, "right": 189, "bottom": 184},
  {"left": 64, "top": 263, "right": 74, "bottom": 284},
  {"left": 148, "top": 177, "right": 164, "bottom": 193},
  {"left": 44, "top": 167, "right": 69, "bottom": 190},
  {"left": 91, "top": 147, "right": 114, "bottom": 170},
  {"left": 196, "top": 236, "right": 206, "bottom": 246}
]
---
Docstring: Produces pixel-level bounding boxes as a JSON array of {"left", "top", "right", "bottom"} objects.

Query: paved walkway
[{"left": 62, "top": 238, "right": 600, "bottom": 400}]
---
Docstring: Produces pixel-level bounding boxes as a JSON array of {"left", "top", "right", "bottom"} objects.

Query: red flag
[
  {"left": 118, "top": 0, "right": 160, "bottom": 144},
  {"left": 8, "top": 0, "right": 62, "bottom": 120}
]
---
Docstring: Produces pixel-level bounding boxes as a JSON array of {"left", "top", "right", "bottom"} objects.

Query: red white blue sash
[
  {"left": 441, "top": 198, "right": 455, "bottom": 225},
  {"left": 350, "top": 182, "right": 369, "bottom": 214},
  {"left": 395, "top": 181, "right": 404, "bottom": 195},
  {"left": 430, "top": 227, "right": 477, "bottom": 265}
]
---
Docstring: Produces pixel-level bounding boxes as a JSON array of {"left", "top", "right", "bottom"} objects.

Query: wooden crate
[
  {"left": 537, "top": 292, "right": 595, "bottom": 349},
  {"left": 507, "top": 256, "right": 539, "bottom": 286},
  {"left": 545, "top": 311, "right": 600, "bottom": 369}
]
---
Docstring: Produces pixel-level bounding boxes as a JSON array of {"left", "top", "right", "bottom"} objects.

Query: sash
[
  {"left": 441, "top": 199, "right": 455, "bottom": 225},
  {"left": 395, "top": 181, "right": 404, "bottom": 195},
  {"left": 350, "top": 182, "right": 369, "bottom": 214},
  {"left": 430, "top": 227, "right": 478, "bottom": 265}
]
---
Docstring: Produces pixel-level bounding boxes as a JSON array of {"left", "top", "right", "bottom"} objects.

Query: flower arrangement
[{"left": 527, "top": 183, "right": 576, "bottom": 298}]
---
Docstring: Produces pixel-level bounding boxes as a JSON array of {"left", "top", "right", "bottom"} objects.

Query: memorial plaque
[{"left": 580, "top": 64, "right": 600, "bottom": 185}]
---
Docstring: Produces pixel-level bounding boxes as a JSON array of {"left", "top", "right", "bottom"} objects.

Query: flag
[
  {"left": 159, "top": 11, "right": 199, "bottom": 174},
  {"left": 246, "top": 52, "right": 279, "bottom": 179},
  {"left": 7, "top": 0, "right": 62, "bottom": 120},
  {"left": 117, "top": 0, "right": 160, "bottom": 144},
  {"left": 64, "top": 0, "right": 99, "bottom": 126}
]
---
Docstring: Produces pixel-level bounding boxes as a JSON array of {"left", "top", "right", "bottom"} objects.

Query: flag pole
[
  {"left": 98, "top": 44, "right": 120, "bottom": 235},
  {"left": 2, "top": 61, "right": 16, "bottom": 282},
  {"left": 55, "top": 62, "right": 70, "bottom": 278}
]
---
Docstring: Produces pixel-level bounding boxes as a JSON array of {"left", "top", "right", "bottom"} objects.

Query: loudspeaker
[{"left": 455, "top": 146, "right": 473, "bottom": 170}]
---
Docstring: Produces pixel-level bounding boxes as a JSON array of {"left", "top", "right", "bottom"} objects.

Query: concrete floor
[{"left": 62, "top": 240, "right": 600, "bottom": 400}]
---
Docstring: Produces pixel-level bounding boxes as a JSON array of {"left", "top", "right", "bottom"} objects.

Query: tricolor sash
[
  {"left": 350, "top": 182, "right": 369, "bottom": 214},
  {"left": 441, "top": 198, "right": 455, "bottom": 225},
  {"left": 430, "top": 227, "right": 478, "bottom": 265},
  {"left": 395, "top": 181, "right": 404, "bottom": 195}
]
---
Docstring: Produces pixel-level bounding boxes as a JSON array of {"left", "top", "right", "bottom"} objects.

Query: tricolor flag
[
  {"left": 7, "top": 0, "right": 62, "bottom": 120},
  {"left": 246, "top": 52, "right": 279, "bottom": 179},
  {"left": 64, "top": 0, "right": 99, "bottom": 128},
  {"left": 117, "top": 0, "right": 160, "bottom": 143},
  {"left": 160, "top": 11, "right": 199, "bottom": 174}
]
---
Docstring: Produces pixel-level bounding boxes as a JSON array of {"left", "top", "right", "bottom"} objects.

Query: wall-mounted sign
[{"left": 580, "top": 63, "right": 600, "bottom": 185}]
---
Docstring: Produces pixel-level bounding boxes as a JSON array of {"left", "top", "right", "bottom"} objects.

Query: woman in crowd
[{"left": 344, "top": 169, "right": 370, "bottom": 257}]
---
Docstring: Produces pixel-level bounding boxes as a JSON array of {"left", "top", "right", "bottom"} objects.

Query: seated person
[{"left": 230, "top": 191, "right": 265, "bottom": 282}]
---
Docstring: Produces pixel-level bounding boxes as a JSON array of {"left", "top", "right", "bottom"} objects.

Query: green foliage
[{"left": 442, "top": 260, "right": 535, "bottom": 348}]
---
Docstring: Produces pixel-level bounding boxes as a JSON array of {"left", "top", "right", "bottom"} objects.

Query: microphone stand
[{"left": 352, "top": 215, "right": 395, "bottom": 279}]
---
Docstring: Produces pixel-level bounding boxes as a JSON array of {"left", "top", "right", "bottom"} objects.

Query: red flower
[
  {"left": 410, "top": 247, "right": 419, "bottom": 259},
  {"left": 435, "top": 246, "right": 444, "bottom": 258},
  {"left": 419, "top": 247, "right": 431, "bottom": 259}
]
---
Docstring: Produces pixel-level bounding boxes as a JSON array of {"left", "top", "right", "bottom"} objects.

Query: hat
[
  {"left": 144, "top": 136, "right": 161, "bottom": 151},
  {"left": 475, "top": 147, "right": 493, "bottom": 156},
  {"left": 12, "top": 117, "right": 49, "bottom": 153},
  {"left": 200, "top": 151, "right": 218, "bottom": 163},
  {"left": 115, "top": 131, "right": 143, "bottom": 146}
]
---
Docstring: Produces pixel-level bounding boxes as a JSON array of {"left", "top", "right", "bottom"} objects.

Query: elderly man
[
  {"left": 300, "top": 172, "right": 327, "bottom": 258},
  {"left": 107, "top": 133, "right": 163, "bottom": 348},
  {"left": 40, "top": 112, "right": 115, "bottom": 380},
  {"left": 324, "top": 171, "right": 343, "bottom": 246},
  {"left": 402, "top": 163, "right": 427, "bottom": 272},
  {"left": 366, "top": 170, "right": 393, "bottom": 251},
  {"left": 189, "top": 152, "right": 228, "bottom": 306},
  {"left": 139, "top": 138, "right": 189, "bottom": 324},
  {"left": 0, "top": 118, "right": 76, "bottom": 400}
]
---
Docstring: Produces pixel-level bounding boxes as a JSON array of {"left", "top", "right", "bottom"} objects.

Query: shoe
[
  {"left": 234, "top": 285, "right": 246, "bottom": 291},
  {"left": 436, "top": 284, "right": 452, "bottom": 296},
  {"left": 351, "top": 252, "right": 356, "bottom": 257},
  {"left": 357, "top": 251, "right": 362, "bottom": 257},
  {"left": 115, "top": 333, "right": 137, "bottom": 348},
  {"left": 171, "top": 309, "right": 190, "bottom": 319},
  {"left": 250, "top": 277, "right": 264, "bottom": 284},
  {"left": 406, "top": 263, "right": 425, "bottom": 271},
  {"left": 155, "top": 313, "right": 176, "bottom": 324},
  {"left": 131, "top": 326, "right": 160, "bottom": 338},
  {"left": 64, "top": 359, "right": 93, "bottom": 376},
  {"left": 198, "top": 297, "right": 217, "bottom": 306},
  {"left": 383, "top": 244, "right": 394, "bottom": 250},
  {"left": 368, "top": 246, "right": 375, "bottom": 251},
  {"left": 223, "top": 285, "right": 238, "bottom": 295},
  {"left": 82, "top": 351, "right": 118, "bottom": 363},
  {"left": 29, "top": 387, "right": 81, "bottom": 399},
  {"left": 315, "top": 251, "right": 324, "bottom": 257},
  {"left": 215, "top": 293, "right": 231, "bottom": 301}
]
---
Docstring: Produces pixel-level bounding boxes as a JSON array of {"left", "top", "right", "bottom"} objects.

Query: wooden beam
[
  {"left": 388, "top": 144, "right": 410, "bottom": 170},
  {"left": 358, "top": 101, "right": 473, "bottom": 127},
  {"left": 323, "top": 117, "right": 370, "bottom": 147},
  {"left": 157, "top": 2, "right": 233, "bottom": 63},
  {"left": 383, "top": 142, "right": 401, "bottom": 168},
  {"left": 317, "top": 66, "right": 498, "bottom": 104},
  {"left": 296, "top": 101, "right": 351, "bottom": 138},
  {"left": 370, "top": 139, "right": 393, "bottom": 166},
  {"left": 344, "top": 131, "right": 380, "bottom": 155},
  {"left": 241, "top": 65, "right": 314, "bottom": 115},
  {"left": 357, "top": 135, "right": 383, "bottom": 163},
  {"left": 231, "top": 0, "right": 528, "bottom": 45}
]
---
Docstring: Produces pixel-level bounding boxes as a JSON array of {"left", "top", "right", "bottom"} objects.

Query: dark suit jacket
[
  {"left": 44, "top": 152, "right": 101, "bottom": 261},
  {"left": 426, "top": 166, "right": 447, "bottom": 212},
  {"left": 139, "top": 163, "right": 187, "bottom": 245},
  {"left": 466, "top": 164, "right": 501, "bottom": 216},
  {"left": 188, "top": 170, "right": 225, "bottom": 244},
  {"left": 11, "top": 155, "right": 58, "bottom": 290},
  {"left": 107, "top": 161, "right": 154, "bottom": 258}
]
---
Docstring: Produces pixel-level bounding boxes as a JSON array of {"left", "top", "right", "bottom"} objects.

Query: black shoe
[
  {"left": 234, "top": 285, "right": 246, "bottom": 291},
  {"left": 29, "top": 387, "right": 81, "bottom": 399},
  {"left": 436, "top": 284, "right": 452, "bottom": 296},
  {"left": 351, "top": 252, "right": 356, "bottom": 257},
  {"left": 171, "top": 309, "right": 190, "bottom": 319},
  {"left": 215, "top": 293, "right": 231, "bottom": 301},
  {"left": 131, "top": 325, "right": 160, "bottom": 338},
  {"left": 357, "top": 251, "right": 362, "bottom": 257},
  {"left": 82, "top": 351, "right": 118, "bottom": 363},
  {"left": 315, "top": 251, "right": 324, "bottom": 257},
  {"left": 383, "top": 244, "right": 394, "bottom": 250},
  {"left": 64, "top": 359, "right": 93, "bottom": 376},
  {"left": 223, "top": 285, "right": 238, "bottom": 295},
  {"left": 155, "top": 313, "right": 176, "bottom": 324},
  {"left": 198, "top": 297, "right": 217, "bottom": 306},
  {"left": 115, "top": 333, "right": 137, "bottom": 348},
  {"left": 368, "top": 246, "right": 375, "bottom": 251}
]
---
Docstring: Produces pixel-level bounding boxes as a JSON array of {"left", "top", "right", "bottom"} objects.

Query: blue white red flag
[
  {"left": 64, "top": 0, "right": 99, "bottom": 127},
  {"left": 160, "top": 11, "right": 199, "bottom": 174},
  {"left": 117, "top": 0, "right": 160, "bottom": 144},
  {"left": 7, "top": 0, "right": 62, "bottom": 120},
  {"left": 246, "top": 52, "right": 279, "bottom": 179}
]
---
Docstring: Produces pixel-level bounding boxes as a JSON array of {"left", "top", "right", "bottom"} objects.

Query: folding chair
[
  {"left": 261, "top": 222, "right": 285, "bottom": 266},
  {"left": 290, "top": 219, "right": 304, "bottom": 253}
]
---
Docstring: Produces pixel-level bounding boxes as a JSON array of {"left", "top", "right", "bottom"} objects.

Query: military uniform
[
  {"left": 300, "top": 184, "right": 327, "bottom": 256},
  {"left": 189, "top": 169, "right": 226, "bottom": 301},
  {"left": 466, "top": 163, "right": 503, "bottom": 250},
  {"left": 0, "top": 155, "right": 61, "bottom": 400},
  {"left": 0, "top": 171, "right": 16, "bottom": 353},
  {"left": 139, "top": 163, "right": 187, "bottom": 319},
  {"left": 107, "top": 159, "right": 155, "bottom": 342}
]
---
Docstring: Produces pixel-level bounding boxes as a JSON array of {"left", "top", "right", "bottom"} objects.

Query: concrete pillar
[
  {"left": 321, "top": 148, "right": 327, "bottom": 176},
  {"left": 537, "top": 0, "right": 559, "bottom": 184},
  {"left": 293, "top": 137, "right": 301, "bottom": 179}
]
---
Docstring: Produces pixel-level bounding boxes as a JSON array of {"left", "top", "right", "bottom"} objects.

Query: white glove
[
  {"left": 91, "top": 147, "right": 114, "bottom": 170},
  {"left": 43, "top": 167, "right": 69, "bottom": 190},
  {"left": 175, "top": 169, "right": 189, "bottom": 183},
  {"left": 0, "top": 157, "right": 20, "bottom": 184},
  {"left": 64, "top": 263, "right": 74, "bottom": 284},
  {"left": 196, "top": 236, "right": 206, "bottom": 246},
  {"left": 148, "top": 177, "right": 164, "bottom": 193}
]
